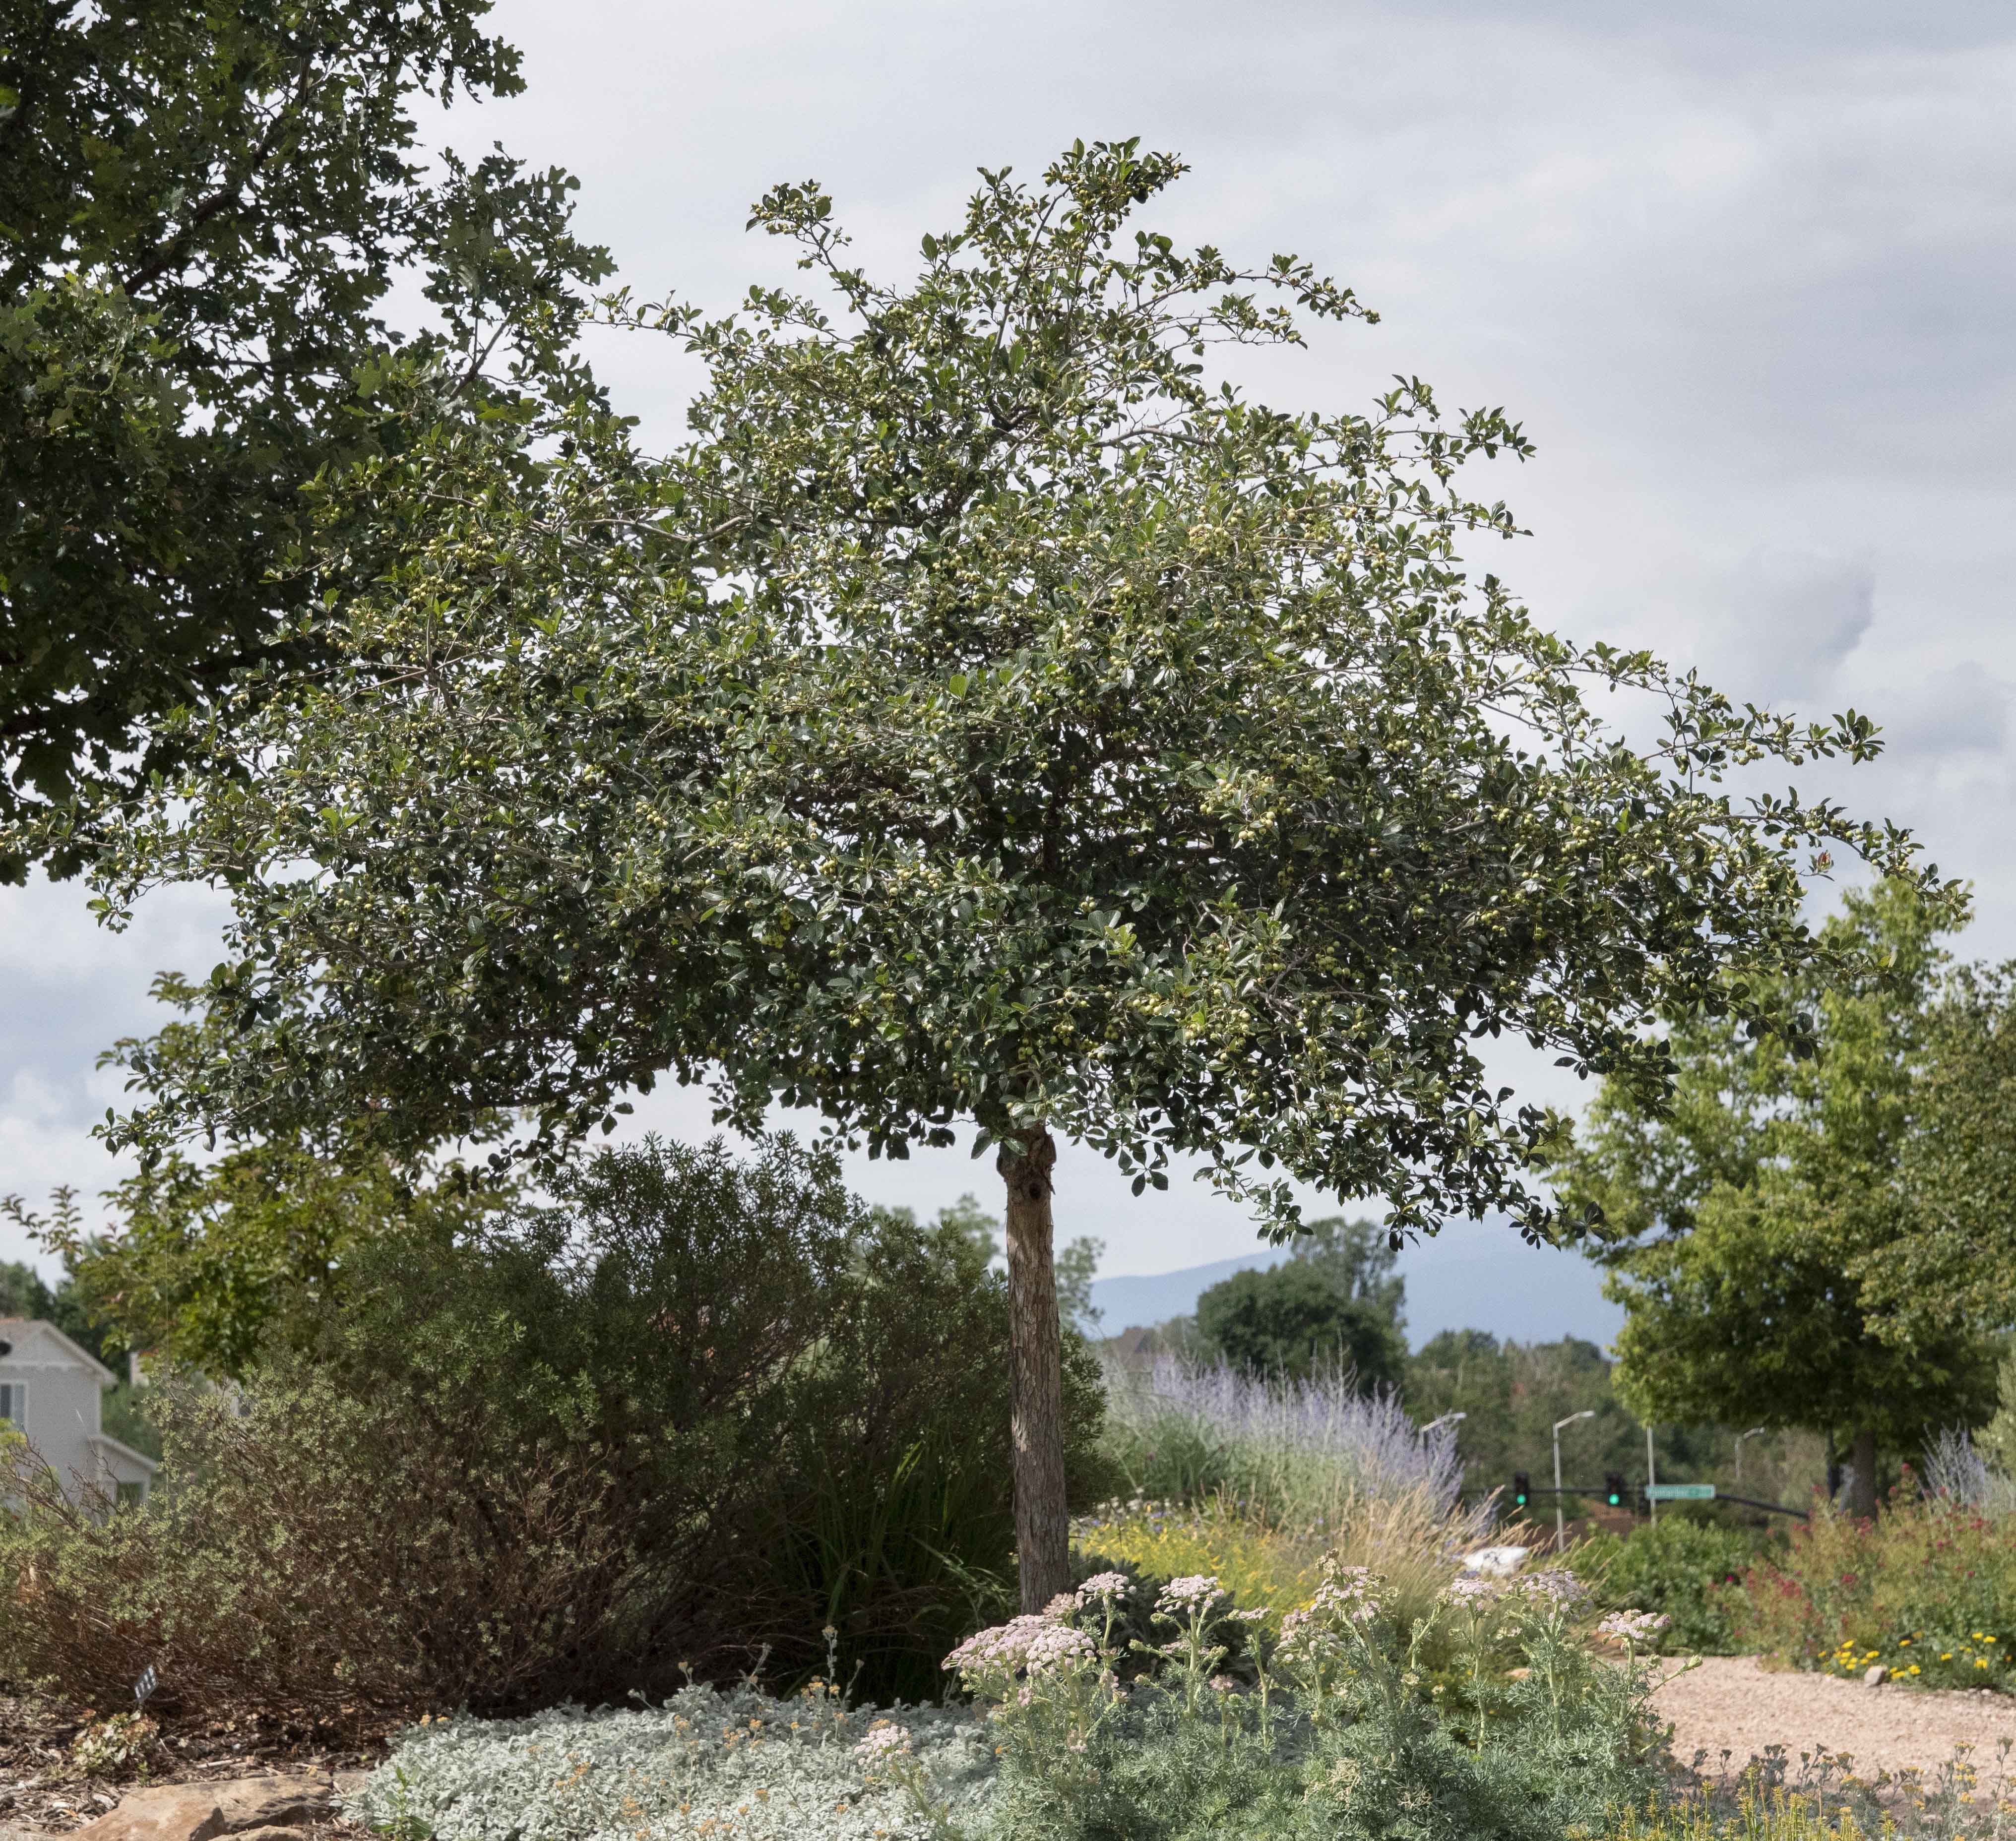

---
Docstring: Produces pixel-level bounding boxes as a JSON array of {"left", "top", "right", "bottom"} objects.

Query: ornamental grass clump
[
  {"left": 1074, "top": 1474, "right": 1488, "bottom": 1660},
  {"left": 1923, "top": 1428, "right": 2016, "bottom": 1521},
  {"left": 1084, "top": 1351, "right": 1490, "bottom": 1664},
  {"left": 1099, "top": 1352, "right": 1470, "bottom": 1534}
]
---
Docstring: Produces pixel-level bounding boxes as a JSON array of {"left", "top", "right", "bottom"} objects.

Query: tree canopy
[
  {"left": 1554, "top": 881, "right": 2001, "bottom": 1516},
  {"left": 1196, "top": 1262, "right": 1406, "bottom": 1391},
  {"left": 1854, "top": 958, "right": 2016, "bottom": 1336},
  {"left": 0, "top": 0, "right": 609, "bottom": 878},
  {"left": 1287, "top": 1215, "right": 1407, "bottom": 1325},
  {"left": 85, "top": 140, "right": 1941, "bottom": 1597}
]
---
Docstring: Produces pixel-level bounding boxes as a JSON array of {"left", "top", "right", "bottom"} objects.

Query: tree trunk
[
  {"left": 1847, "top": 1426, "right": 1879, "bottom": 1521},
  {"left": 999, "top": 1124, "right": 1071, "bottom": 1612}
]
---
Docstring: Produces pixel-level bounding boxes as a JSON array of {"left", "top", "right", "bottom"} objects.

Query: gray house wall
[{"left": 0, "top": 1317, "right": 157, "bottom": 1507}]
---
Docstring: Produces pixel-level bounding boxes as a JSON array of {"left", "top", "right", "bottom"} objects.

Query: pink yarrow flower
[
  {"left": 1156, "top": 1575, "right": 1229, "bottom": 1618},
  {"left": 1311, "top": 1564, "right": 1385, "bottom": 1624},
  {"left": 854, "top": 1722, "right": 911, "bottom": 1764},
  {"left": 1273, "top": 1607, "right": 1346, "bottom": 1665},
  {"left": 944, "top": 1614, "right": 1095, "bottom": 1677},
  {"left": 1509, "top": 1569, "right": 1587, "bottom": 1609},
  {"left": 1076, "top": 1572, "right": 1134, "bottom": 1606},
  {"left": 1443, "top": 1576, "right": 1498, "bottom": 1605},
  {"left": 1595, "top": 1609, "right": 1671, "bottom": 1645}
]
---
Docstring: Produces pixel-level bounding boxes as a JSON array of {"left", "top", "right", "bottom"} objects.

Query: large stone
[
  {"left": 70, "top": 1776, "right": 334, "bottom": 1841},
  {"left": 1459, "top": 1544, "right": 1531, "bottom": 1578}
]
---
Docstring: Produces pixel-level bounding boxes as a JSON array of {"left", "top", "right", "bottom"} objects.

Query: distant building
[{"left": 0, "top": 1318, "right": 158, "bottom": 1508}]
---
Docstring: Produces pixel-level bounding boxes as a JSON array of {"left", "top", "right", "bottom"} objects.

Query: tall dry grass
[
  {"left": 1085, "top": 1353, "right": 1496, "bottom": 1630},
  {"left": 1098, "top": 1351, "right": 1472, "bottom": 1532}
]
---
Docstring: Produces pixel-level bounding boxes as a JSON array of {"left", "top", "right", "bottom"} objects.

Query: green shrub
[
  {"left": 927, "top": 1563, "right": 1658, "bottom": 1838},
  {"left": 0, "top": 1135, "right": 1105, "bottom": 1720},
  {"left": 1735, "top": 1493, "right": 2016, "bottom": 1690},
  {"left": 1569, "top": 1516, "right": 1776, "bottom": 1655}
]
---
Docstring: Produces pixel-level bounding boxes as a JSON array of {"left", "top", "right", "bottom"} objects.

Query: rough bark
[
  {"left": 1847, "top": 1425, "right": 1879, "bottom": 1521},
  {"left": 999, "top": 1124, "right": 1071, "bottom": 1611}
]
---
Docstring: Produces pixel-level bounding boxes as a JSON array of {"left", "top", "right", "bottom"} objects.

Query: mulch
[{"left": 0, "top": 1694, "right": 385, "bottom": 1837}]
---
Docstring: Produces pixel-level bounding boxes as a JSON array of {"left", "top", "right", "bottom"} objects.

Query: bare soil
[{"left": 1652, "top": 1656, "right": 2016, "bottom": 1786}]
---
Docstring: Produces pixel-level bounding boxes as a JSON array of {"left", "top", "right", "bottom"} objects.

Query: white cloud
[
  {"left": 5, "top": 0, "right": 2015, "bottom": 1290},
  {"left": 1690, "top": 550, "right": 1876, "bottom": 703}
]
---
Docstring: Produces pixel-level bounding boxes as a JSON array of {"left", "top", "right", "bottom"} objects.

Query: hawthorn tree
[
  {"left": 89, "top": 142, "right": 1939, "bottom": 1606},
  {"left": 0, "top": 0, "right": 609, "bottom": 877},
  {"left": 1554, "top": 882, "right": 2000, "bottom": 1517}
]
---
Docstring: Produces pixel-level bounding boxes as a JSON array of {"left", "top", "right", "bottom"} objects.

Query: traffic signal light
[
  {"left": 1512, "top": 1471, "right": 1530, "bottom": 1509},
  {"left": 1605, "top": 1471, "right": 1627, "bottom": 1508}
]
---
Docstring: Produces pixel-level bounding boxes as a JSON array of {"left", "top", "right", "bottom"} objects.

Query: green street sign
[{"left": 1645, "top": 1483, "right": 1717, "bottom": 1501}]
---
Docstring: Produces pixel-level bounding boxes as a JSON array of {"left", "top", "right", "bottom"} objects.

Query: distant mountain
[
  {"left": 1087, "top": 1216, "right": 1624, "bottom": 1352},
  {"left": 1087, "top": 1253, "right": 1278, "bottom": 1335}
]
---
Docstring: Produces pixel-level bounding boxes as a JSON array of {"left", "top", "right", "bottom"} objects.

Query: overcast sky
[{"left": 5, "top": 0, "right": 2013, "bottom": 1302}]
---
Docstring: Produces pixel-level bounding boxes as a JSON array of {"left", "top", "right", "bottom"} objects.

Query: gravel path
[{"left": 1652, "top": 1657, "right": 2016, "bottom": 1785}]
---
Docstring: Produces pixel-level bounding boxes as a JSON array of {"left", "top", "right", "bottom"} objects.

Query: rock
[
  {"left": 1460, "top": 1544, "right": 1531, "bottom": 1578},
  {"left": 70, "top": 1776, "right": 334, "bottom": 1841},
  {"left": 1864, "top": 1665, "right": 1888, "bottom": 1686}
]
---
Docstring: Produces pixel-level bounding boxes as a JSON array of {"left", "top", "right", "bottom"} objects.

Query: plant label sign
[{"left": 1644, "top": 1483, "right": 1716, "bottom": 1501}]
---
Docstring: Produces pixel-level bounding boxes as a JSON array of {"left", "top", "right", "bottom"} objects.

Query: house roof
[
  {"left": 88, "top": 1431, "right": 161, "bottom": 1476},
  {"left": 0, "top": 1317, "right": 120, "bottom": 1388}
]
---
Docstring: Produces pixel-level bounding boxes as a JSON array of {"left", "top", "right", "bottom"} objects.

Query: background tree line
[{"left": 1102, "top": 1221, "right": 1805, "bottom": 1518}]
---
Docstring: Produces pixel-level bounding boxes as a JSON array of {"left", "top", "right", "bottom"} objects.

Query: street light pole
[
  {"left": 1554, "top": 1411, "right": 1596, "bottom": 1552},
  {"left": 1735, "top": 1425, "right": 1767, "bottom": 1489}
]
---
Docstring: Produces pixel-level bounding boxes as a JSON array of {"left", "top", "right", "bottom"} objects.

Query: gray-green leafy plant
[{"left": 88, "top": 138, "right": 1939, "bottom": 1608}]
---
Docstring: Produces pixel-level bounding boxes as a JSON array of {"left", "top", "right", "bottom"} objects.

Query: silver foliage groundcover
[{"left": 345, "top": 1686, "right": 999, "bottom": 1841}]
